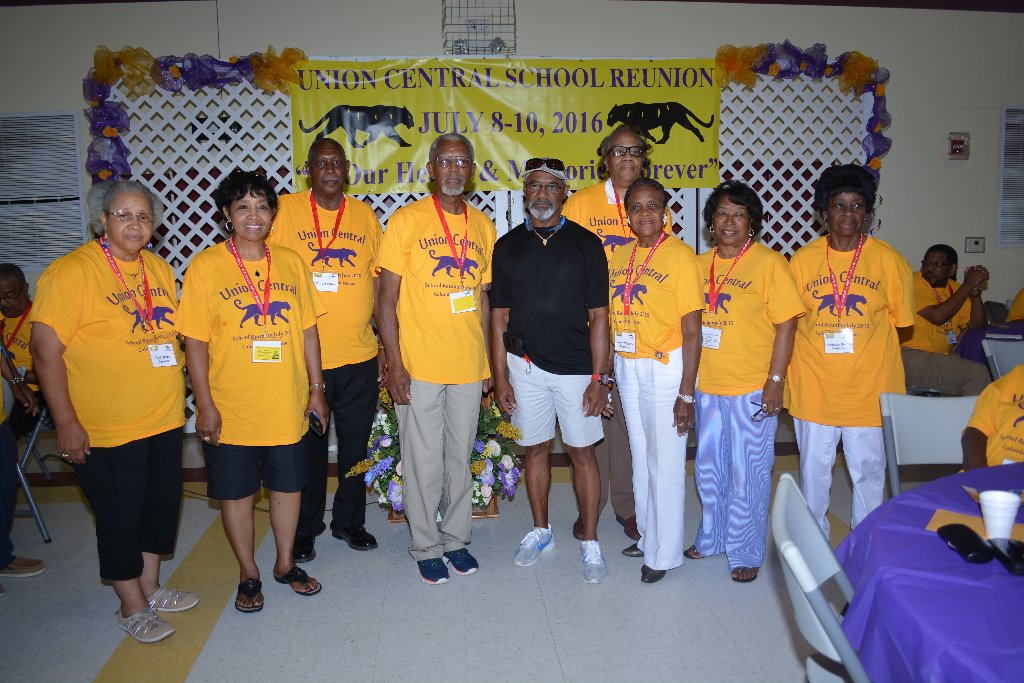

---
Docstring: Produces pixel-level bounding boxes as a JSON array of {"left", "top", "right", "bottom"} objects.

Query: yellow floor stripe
[{"left": 95, "top": 487, "right": 273, "bottom": 683}]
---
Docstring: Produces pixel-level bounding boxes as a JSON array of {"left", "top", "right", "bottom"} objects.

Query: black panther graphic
[
  {"left": 429, "top": 250, "right": 479, "bottom": 278},
  {"left": 607, "top": 102, "right": 715, "bottom": 144},
  {"left": 234, "top": 299, "right": 291, "bottom": 328},
  {"left": 122, "top": 304, "right": 174, "bottom": 333},
  {"left": 299, "top": 104, "right": 414, "bottom": 148}
]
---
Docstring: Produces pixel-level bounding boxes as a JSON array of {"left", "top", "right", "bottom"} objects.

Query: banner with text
[{"left": 291, "top": 57, "right": 720, "bottom": 193}]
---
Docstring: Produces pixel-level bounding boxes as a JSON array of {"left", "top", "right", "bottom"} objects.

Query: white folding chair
[
  {"left": 880, "top": 392, "right": 977, "bottom": 497},
  {"left": 771, "top": 473, "right": 869, "bottom": 683},
  {"left": 981, "top": 338, "right": 1024, "bottom": 379}
]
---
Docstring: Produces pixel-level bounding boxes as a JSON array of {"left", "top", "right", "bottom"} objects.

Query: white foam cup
[{"left": 979, "top": 490, "right": 1021, "bottom": 539}]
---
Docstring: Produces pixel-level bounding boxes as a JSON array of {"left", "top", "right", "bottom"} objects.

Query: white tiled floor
[{"left": 4, "top": 464, "right": 855, "bottom": 682}]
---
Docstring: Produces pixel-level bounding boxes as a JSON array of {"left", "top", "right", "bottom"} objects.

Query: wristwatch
[
  {"left": 768, "top": 375, "right": 784, "bottom": 384},
  {"left": 591, "top": 373, "right": 616, "bottom": 389},
  {"left": 677, "top": 393, "right": 695, "bottom": 404}
]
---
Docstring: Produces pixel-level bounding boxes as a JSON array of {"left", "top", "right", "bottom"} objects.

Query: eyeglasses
[
  {"left": 609, "top": 146, "right": 644, "bottom": 158},
  {"left": 105, "top": 210, "right": 154, "bottom": 225},
  {"left": 921, "top": 259, "right": 950, "bottom": 268},
  {"left": 525, "top": 157, "right": 566, "bottom": 172},
  {"left": 525, "top": 181, "right": 563, "bottom": 193},
  {"left": 432, "top": 157, "right": 473, "bottom": 169},
  {"left": 750, "top": 401, "right": 769, "bottom": 423},
  {"left": 0, "top": 283, "right": 25, "bottom": 304}
]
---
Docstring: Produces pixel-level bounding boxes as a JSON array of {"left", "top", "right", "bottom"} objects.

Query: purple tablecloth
[{"left": 836, "top": 464, "right": 1024, "bottom": 683}]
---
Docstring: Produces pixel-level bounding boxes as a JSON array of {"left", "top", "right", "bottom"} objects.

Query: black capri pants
[{"left": 74, "top": 428, "right": 183, "bottom": 581}]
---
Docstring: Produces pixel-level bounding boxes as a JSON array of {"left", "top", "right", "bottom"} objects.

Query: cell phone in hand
[{"left": 309, "top": 411, "right": 325, "bottom": 438}]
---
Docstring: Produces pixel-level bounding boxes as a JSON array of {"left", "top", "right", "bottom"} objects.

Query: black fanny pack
[{"left": 503, "top": 331, "right": 528, "bottom": 358}]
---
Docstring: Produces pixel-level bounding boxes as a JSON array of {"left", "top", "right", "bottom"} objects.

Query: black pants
[
  {"left": 297, "top": 358, "right": 379, "bottom": 538},
  {"left": 74, "top": 428, "right": 183, "bottom": 581},
  {"left": 1, "top": 420, "right": 17, "bottom": 569},
  {"left": 8, "top": 392, "right": 42, "bottom": 441}
]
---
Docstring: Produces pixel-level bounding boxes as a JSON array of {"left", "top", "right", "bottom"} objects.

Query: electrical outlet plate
[{"left": 965, "top": 237, "right": 985, "bottom": 253}]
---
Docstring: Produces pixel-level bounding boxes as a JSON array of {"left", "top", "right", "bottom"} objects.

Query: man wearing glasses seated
[
  {"left": 0, "top": 263, "right": 41, "bottom": 439},
  {"left": 900, "top": 244, "right": 991, "bottom": 395},
  {"left": 491, "top": 158, "right": 612, "bottom": 583}
]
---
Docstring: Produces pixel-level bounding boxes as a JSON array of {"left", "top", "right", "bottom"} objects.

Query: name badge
[
  {"left": 614, "top": 332, "right": 636, "bottom": 353},
  {"left": 450, "top": 290, "right": 476, "bottom": 314},
  {"left": 148, "top": 344, "right": 177, "bottom": 368},
  {"left": 824, "top": 328, "right": 855, "bottom": 354},
  {"left": 701, "top": 326, "right": 722, "bottom": 350},
  {"left": 945, "top": 329, "right": 958, "bottom": 345},
  {"left": 312, "top": 272, "right": 339, "bottom": 292},
  {"left": 252, "top": 340, "right": 283, "bottom": 363}
]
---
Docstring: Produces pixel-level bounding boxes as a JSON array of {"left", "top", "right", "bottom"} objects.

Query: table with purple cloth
[
  {"left": 836, "top": 463, "right": 1024, "bottom": 683},
  {"left": 956, "top": 321, "right": 1024, "bottom": 365}
]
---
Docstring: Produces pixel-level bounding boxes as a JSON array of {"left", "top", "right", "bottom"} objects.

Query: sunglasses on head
[
  {"left": 227, "top": 167, "right": 268, "bottom": 180},
  {"left": 524, "top": 157, "right": 566, "bottom": 172}
]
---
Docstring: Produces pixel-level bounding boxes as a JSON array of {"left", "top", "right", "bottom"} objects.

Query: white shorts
[{"left": 506, "top": 353, "right": 604, "bottom": 448}]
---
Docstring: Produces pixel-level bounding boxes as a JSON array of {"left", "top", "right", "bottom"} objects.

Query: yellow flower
[
  {"left": 497, "top": 422, "right": 522, "bottom": 440},
  {"left": 471, "top": 461, "right": 486, "bottom": 476},
  {"left": 379, "top": 387, "right": 393, "bottom": 408},
  {"left": 346, "top": 459, "right": 373, "bottom": 477},
  {"left": 874, "top": 83, "right": 886, "bottom": 96},
  {"left": 824, "top": 66, "right": 834, "bottom": 77},
  {"left": 868, "top": 158, "right": 882, "bottom": 170},
  {"left": 768, "top": 63, "right": 781, "bottom": 77},
  {"left": 169, "top": 65, "right": 182, "bottom": 78},
  {"left": 102, "top": 126, "right": 119, "bottom": 138},
  {"left": 799, "top": 61, "right": 807, "bottom": 72},
  {"left": 229, "top": 56, "right": 239, "bottom": 64},
  {"left": 98, "top": 169, "right": 113, "bottom": 180}
]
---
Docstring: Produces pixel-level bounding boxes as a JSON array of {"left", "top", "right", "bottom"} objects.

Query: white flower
[
  {"left": 380, "top": 435, "right": 393, "bottom": 447},
  {"left": 501, "top": 454, "right": 514, "bottom": 470},
  {"left": 481, "top": 484, "right": 493, "bottom": 501},
  {"left": 396, "top": 460, "right": 403, "bottom": 476},
  {"left": 485, "top": 439, "right": 501, "bottom": 457}
]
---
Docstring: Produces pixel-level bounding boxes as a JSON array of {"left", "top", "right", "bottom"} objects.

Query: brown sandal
[
  {"left": 683, "top": 545, "right": 705, "bottom": 560},
  {"left": 235, "top": 578, "right": 264, "bottom": 613}
]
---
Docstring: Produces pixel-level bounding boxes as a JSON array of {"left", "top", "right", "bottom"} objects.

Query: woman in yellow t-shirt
[
  {"left": 788, "top": 164, "right": 914, "bottom": 537},
  {"left": 178, "top": 170, "right": 328, "bottom": 613},
  {"left": 30, "top": 180, "right": 193, "bottom": 643},
  {"left": 685, "top": 181, "right": 805, "bottom": 583},
  {"left": 962, "top": 364, "right": 1024, "bottom": 469},
  {"left": 610, "top": 178, "right": 704, "bottom": 583}
]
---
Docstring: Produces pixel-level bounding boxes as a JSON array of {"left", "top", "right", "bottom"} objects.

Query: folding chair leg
[
  {"left": 31, "top": 448, "right": 53, "bottom": 482},
  {"left": 14, "top": 456, "right": 52, "bottom": 544}
]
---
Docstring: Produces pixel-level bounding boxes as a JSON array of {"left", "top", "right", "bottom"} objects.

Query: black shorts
[{"left": 202, "top": 441, "right": 307, "bottom": 500}]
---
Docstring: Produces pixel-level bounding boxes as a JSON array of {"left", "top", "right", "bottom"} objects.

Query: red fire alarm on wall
[{"left": 948, "top": 132, "right": 970, "bottom": 160}]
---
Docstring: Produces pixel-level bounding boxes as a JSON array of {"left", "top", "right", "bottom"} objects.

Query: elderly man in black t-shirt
[{"left": 490, "top": 158, "right": 612, "bottom": 584}]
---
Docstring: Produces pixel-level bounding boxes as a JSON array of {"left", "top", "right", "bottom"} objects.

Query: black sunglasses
[{"left": 524, "top": 157, "right": 566, "bottom": 172}]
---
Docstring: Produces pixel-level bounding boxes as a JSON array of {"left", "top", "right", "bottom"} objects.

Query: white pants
[
  {"left": 793, "top": 418, "right": 885, "bottom": 538},
  {"left": 615, "top": 348, "right": 686, "bottom": 570}
]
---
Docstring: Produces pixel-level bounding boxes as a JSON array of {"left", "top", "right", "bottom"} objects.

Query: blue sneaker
[
  {"left": 417, "top": 558, "right": 449, "bottom": 584},
  {"left": 514, "top": 527, "right": 554, "bottom": 567},
  {"left": 443, "top": 548, "right": 479, "bottom": 575}
]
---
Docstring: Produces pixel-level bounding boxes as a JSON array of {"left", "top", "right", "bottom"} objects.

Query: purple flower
[
  {"left": 480, "top": 470, "right": 495, "bottom": 486},
  {"left": 474, "top": 440, "right": 486, "bottom": 454},
  {"left": 387, "top": 479, "right": 404, "bottom": 511},
  {"left": 365, "top": 457, "right": 394, "bottom": 485},
  {"left": 379, "top": 435, "right": 393, "bottom": 448}
]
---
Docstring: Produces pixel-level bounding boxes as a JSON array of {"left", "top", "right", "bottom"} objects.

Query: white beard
[
  {"left": 528, "top": 201, "right": 557, "bottom": 222},
  {"left": 440, "top": 178, "right": 466, "bottom": 196}
]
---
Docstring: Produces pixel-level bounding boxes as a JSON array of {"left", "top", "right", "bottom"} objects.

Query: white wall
[{"left": 3, "top": 0, "right": 1022, "bottom": 299}]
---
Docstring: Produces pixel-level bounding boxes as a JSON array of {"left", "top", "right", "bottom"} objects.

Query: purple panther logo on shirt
[
  {"left": 310, "top": 246, "right": 357, "bottom": 268},
  {"left": 429, "top": 249, "right": 479, "bottom": 278},
  {"left": 600, "top": 233, "right": 635, "bottom": 252},
  {"left": 234, "top": 299, "right": 291, "bottom": 328},
  {"left": 812, "top": 290, "right": 867, "bottom": 317},
  {"left": 122, "top": 304, "right": 174, "bottom": 333},
  {"left": 612, "top": 282, "right": 647, "bottom": 305},
  {"left": 704, "top": 292, "right": 731, "bottom": 314}
]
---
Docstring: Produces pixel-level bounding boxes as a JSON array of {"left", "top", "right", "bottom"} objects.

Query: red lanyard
[
  {"left": 310, "top": 191, "right": 346, "bottom": 265},
  {"left": 2, "top": 302, "right": 31, "bottom": 351},
  {"left": 931, "top": 284, "right": 954, "bottom": 304},
  {"left": 227, "top": 237, "right": 271, "bottom": 317},
  {"left": 825, "top": 235, "right": 865, "bottom": 322},
  {"left": 432, "top": 195, "right": 469, "bottom": 282},
  {"left": 707, "top": 238, "right": 753, "bottom": 315},
  {"left": 612, "top": 188, "right": 629, "bottom": 237},
  {"left": 623, "top": 232, "right": 667, "bottom": 316},
  {"left": 98, "top": 237, "right": 153, "bottom": 333}
]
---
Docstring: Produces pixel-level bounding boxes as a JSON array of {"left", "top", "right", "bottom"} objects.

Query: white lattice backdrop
[{"left": 109, "top": 76, "right": 868, "bottom": 427}]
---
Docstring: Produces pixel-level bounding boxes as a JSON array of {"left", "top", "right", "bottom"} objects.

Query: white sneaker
[
  {"left": 116, "top": 607, "right": 175, "bottom": 644},
  {"left": 581, "top": 540, "right": 607, "bottom": 584},
  {"left": 513, "top": 527, "right": 554, "bottom": 567},
  {"left": 147, "top": 586, "right": 200, "bottom": 612}
]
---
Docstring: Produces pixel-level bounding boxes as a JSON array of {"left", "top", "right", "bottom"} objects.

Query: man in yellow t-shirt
[
  {"left": 0, "top": 263, "right": 41, "bottom": 438},
  {"left": 1008, "top": 288, "right": 1024, "bottom": 323},
  {"left": 562, "top": 124, "right": 656, "bottom": 543},
  {"left": 377, "top": 133, "right": 495, "bottom": 584},
  {"left": 962, "top": 364, "right": 1024, "bottom": 469},
  {"left": 269, "top": 139, "right": 384, "bottom": 562},
  {"left": 900, "top": 245, "right": 990, "bottom": 396}
]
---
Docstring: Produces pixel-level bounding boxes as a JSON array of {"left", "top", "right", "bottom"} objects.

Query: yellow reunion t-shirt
[
  {"left": 378, "top": 196, "right": 495, "bottom": 384},
  {"left": 901, "top": 272, "right": 970, "bottom": 354},
  {"left": 564, "top": 181, "right": 636, "bottom": 264},
  {"left": 788, "top": 236, "right": 914, "bottom": 427},
  {"left": 697, "top": 243, "right": 806, "bottom": 395},
  {"left": 1007, "top": 288, "right": 1024, "bottom": 323},
  {"left": 967, "top": 364, "right": 1024, "bottom": 466},
  {"left": 29, "top": 242, "right": 185, "bottom": 447},
  {"left": 176, "top": 242, "right": 325, "bottom": 446},
  {"left": 2, "top": 307, "right": 38, "bottom": 391},
  {"left": 269, "top": 190, "right": 382, "bottom": 369},
  {"left": 608, "top": 234, "right": 704, "bottom": 361}
]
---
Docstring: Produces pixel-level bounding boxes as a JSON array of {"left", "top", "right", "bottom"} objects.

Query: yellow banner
[{"left": 291, "top": 57, "right": 720, "bottom": 192}]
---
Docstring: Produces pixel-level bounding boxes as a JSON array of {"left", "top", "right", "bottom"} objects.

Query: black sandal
[
  {"left": 683, "top": 545, "right": 704, "bottom": 560},
  {"left": 273, "top": 566, "right": 322, "bottom": 596},
  {"left": 235, "top": 578, "right": 263, "bottom": 613}
]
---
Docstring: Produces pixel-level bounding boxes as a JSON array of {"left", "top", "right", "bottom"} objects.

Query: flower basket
[{"left": 349, "top": 388, "right": 522, "bottom": 519}]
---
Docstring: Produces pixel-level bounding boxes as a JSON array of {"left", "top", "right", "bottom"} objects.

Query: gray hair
[
  {"left": 428, "top": 133, "right": 474, "bottom": 162},
  {"left": 86, "top": 180, "right": 164, "bottom": 235}
]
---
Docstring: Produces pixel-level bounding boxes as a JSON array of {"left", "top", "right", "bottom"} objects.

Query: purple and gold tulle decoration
[
  {"left": 84, "top": 100, "right": 130, "bottom": 137},
  {"left": 85, "top": 137, "right": 131, "bottom": 183}
]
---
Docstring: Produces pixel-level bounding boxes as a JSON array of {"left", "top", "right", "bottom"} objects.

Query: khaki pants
[
  {"left": 395, "top": 379, "right": 482, "bottom": 561},
  {"left": 901, "top": 347, "right": 991, "bottom": 396}
]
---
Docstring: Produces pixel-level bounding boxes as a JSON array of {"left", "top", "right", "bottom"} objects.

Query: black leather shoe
[
  {"left": 292, "top": 536, "right": 316, "bottom": 564},
  {"left": 332, "top": 526, "right": 378, "bottom": 551},
  {"left": 622, "top": 543, "right": 644, "bottom": 558},
  {"left": 641, "top": 564, "right": 666, "bottom": 583}
]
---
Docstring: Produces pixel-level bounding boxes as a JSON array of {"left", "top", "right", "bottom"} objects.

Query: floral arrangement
[
  {"left": 83, "top": 45, "right": 306, "bottom": 184},
  {"left": 348, "top": 388, "right": 522, "bottom": 512},
  {"left": 715, "top": 40, "right": 891, "bottom": 182}
]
